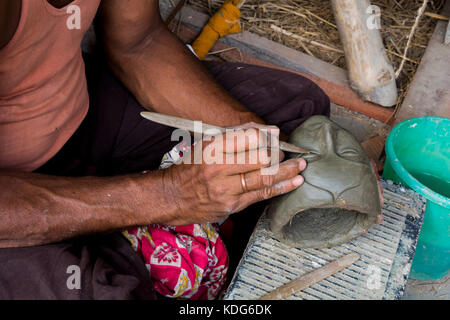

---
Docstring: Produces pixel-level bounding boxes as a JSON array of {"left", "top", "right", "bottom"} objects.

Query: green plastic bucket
[{"left": 383, "top": 116, "right": 450, "bottom": 280}]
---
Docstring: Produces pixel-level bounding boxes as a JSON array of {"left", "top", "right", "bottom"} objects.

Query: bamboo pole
[{"left": 331, "top": 0, "right": 398, "bottom": 107}]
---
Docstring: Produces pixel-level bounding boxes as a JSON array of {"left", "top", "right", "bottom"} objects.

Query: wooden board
[
  {"left": 394, "top": 0, "right": 450, "bottom": 124},
  {"left": 330, "top": 104, "right": 390, "bottom": 142}
]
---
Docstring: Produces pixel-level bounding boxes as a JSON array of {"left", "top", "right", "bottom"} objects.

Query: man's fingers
[
  {"left": 220, "top": 148, "right": 285, "bottom": 175},
  {"left": 200, "top": 125, "right": 283, "bottom": 174},
  {"left": 230, "top": 122, "right": 279, "bottom": 132},
  {"left": 235, "top": 158, "right": 306, "bottom": 194},
  {"left": 237, "top": 174, "right": 304, "bottom": 210}
]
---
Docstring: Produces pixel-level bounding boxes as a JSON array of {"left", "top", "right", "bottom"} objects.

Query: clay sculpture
[{"left": 268, "top": 115, "right": 381, "bottom": 248}]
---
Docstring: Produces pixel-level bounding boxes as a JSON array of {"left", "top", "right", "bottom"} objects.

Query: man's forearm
[
  {"left": 103, "top": 23, "right": 263, "bottom": 127},
  {"left": 0, "top": 170, "right": 175, "bottom": 248}
]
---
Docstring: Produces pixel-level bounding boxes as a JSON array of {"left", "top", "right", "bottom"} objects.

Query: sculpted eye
[
  {"left": 301, "top": 150, "right": 321, "bottom": 162},
  {"left": 339, "top": 149, "right": 358, "bottom": 156},
  {"left": 334, "top": 130, "right": 366, "bottom": 162},
  {"left": 337, "top": 148, "right": 367, "bottom": 162}
]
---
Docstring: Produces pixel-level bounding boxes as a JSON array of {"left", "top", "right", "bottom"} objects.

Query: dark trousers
[{"left": 0, "top": 56, "right": 330, "bottom": 299}]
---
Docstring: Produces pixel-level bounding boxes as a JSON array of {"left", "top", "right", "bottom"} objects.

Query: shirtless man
[{"left": 0, "top": 0, "right": 330, "bottom": 299}]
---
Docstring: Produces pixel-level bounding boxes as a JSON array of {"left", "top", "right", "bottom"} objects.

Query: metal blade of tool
[{"left": 140, "top": 112, "right": 310, "bottom": 154}]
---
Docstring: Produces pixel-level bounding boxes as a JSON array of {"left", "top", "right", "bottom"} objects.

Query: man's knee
[{"left": 270, "top": 75, "right": 332, "bottom": 135}]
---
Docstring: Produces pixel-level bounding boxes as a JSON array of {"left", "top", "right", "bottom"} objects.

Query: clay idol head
[{"left": 268, "top": 115, "right": 381, "bottom": 248}]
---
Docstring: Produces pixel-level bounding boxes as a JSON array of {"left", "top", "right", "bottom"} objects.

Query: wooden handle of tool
[{"left": 259, "top": 252, "right": 360, "bottom": 300}]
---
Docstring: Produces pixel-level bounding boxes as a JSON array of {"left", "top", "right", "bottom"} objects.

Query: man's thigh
[{"left": 204, "top": 61, "right": 330, "bottom": 135}]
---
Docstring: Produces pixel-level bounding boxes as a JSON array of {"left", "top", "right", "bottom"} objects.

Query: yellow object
[{"left": 192, "top": 1, "right": 243, "bottom": 60}]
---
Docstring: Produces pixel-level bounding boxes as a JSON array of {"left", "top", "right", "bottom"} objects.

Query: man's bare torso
[{"left": 0, "top": 0, "right": 81, "bottom": 50}]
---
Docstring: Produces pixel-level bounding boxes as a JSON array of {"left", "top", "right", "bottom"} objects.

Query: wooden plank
[
  {"left": 394, "top": 0, "right": 450, "bottom": 123},
  {"left": 259, "top": 253, "right": 360, "bottom": 300},
  {"left": 330, "top": 104, "right": 390, "bottom": 142},
  {"left": 165, "top": 4, "right": 394, "bottom": 123},
  {"left": 361, "top": 135, "right": 385, "bottom": 161}
]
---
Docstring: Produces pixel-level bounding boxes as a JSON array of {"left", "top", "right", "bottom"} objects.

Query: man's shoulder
[{"left": 0, "top": 0, "right": 22, "bottom": 50}]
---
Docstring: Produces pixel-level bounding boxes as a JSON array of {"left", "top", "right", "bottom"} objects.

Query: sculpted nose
[{"left": 318, "top": 122, "right": 335, "bottom": 155}]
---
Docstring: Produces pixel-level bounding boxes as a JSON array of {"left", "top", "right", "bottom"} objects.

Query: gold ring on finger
[{"left": 240, "top": 172, "right": 248, "bottom": 193}]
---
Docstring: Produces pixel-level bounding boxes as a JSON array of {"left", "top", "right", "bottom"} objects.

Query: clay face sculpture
[{"left": 268, "top": 115, "right": 381, "bottom": 248}]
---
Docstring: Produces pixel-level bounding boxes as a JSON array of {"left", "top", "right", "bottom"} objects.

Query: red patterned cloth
[
  {"left": 123, "top": 224, "right": 228, "bottom": 299},
  {"left": 123, "top": 142, "right": 228, "bottom": 300}
]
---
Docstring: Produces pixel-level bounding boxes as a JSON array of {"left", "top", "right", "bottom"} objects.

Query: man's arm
[
  {"left": 0, "top": 170, "right": 177, "bottom": 248},
  {"left": 97, "top": 0, "right": 263, "bottom": 127}
]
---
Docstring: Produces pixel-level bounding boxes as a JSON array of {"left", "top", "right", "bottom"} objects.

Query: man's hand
[{"left": 160, "top": 125, "right": 307, "bottom": 225}]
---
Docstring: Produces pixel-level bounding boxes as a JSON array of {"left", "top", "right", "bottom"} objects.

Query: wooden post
[{"left": 331, "top": 0, "right": 398, "bottom": 107}]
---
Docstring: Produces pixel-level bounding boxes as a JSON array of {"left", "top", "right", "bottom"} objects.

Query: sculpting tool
[
  {"left": 140, "top": 111, "right": 310, "bottom": 154},
  {"left": 258, "top": 253, "right": 360, "bottom": 300}
]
